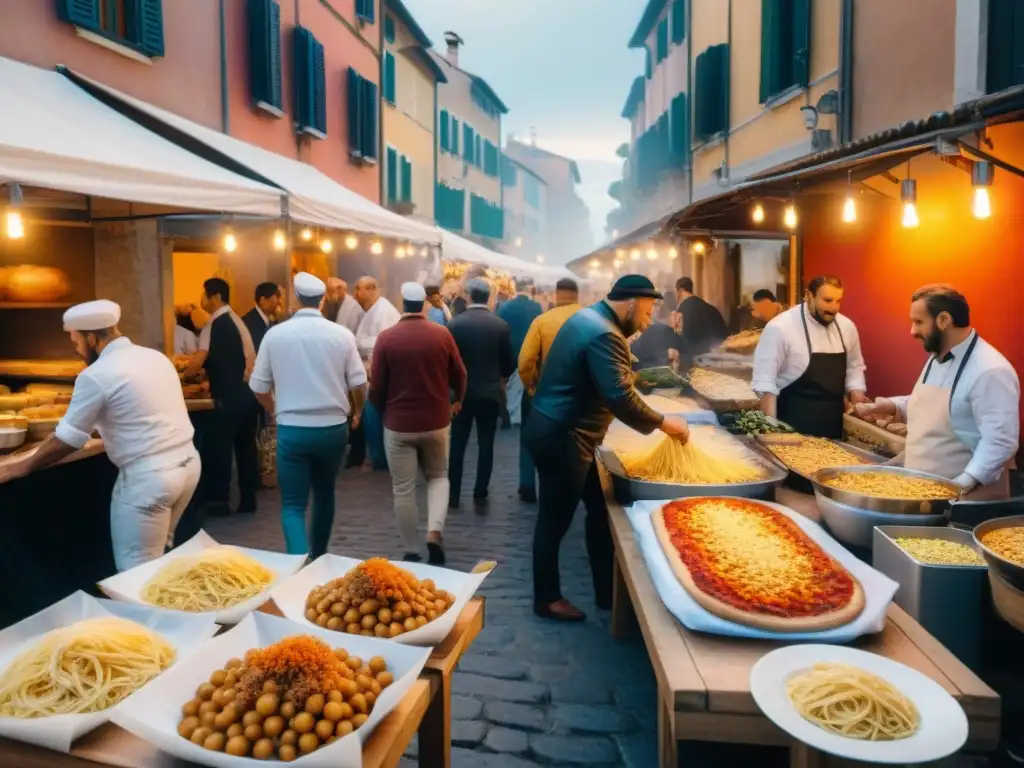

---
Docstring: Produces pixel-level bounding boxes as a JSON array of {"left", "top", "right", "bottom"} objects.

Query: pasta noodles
[
  {"left": 619, "top": 433, "right": 768, "bottom": 484},
  {"left": 142, "top": 548, "right": 274, "bottom": 612},
  {"left": 787, "top": 662, "right": 920, "bottom": 741},
  {"left": 0, "top": 617, "right": 174, "bottom": 718},
  {"left": 767, "top": 437, "right": 868, "bottom": 477},
  {"left": 821, "top": 471, "right": 957, "bottom": 500},
  {"left": 980, "top": 527, "right": 1024, "bottom": 565}
]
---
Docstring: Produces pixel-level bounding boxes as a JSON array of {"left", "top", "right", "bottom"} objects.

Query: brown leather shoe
[{"left": 533, "top": 599, "right": 586, "bottom": 622}]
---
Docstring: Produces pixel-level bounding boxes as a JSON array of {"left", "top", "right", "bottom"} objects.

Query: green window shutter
[
  {"left": 657, "top": 19, "right": 669, "bottom": 62},
  {"left": 463, "top": 124, "right": 474, "bottom": 164},
  {"left": 347, "top": 68, "right": 363, "bottom": 157},
  {"left": 439, "top": 109, "right": 450, "bottom": 151},
  {"left": 791, "top": 0, "right": 811, "bottom": 89},
  {"left": 247, "top": 0, "right": 281, "bottom": 110},
  {"left": 475, "top": 135, "right": 482, "bottom": 168},
  {"left": 759, "top": 0, "right": 784, "bottom": 102},
  {"left": 671, "top": 0, "right": 685, "bottom": 44},
  {"left": 645, "top": 45, "right": 652, "bottom": 79},
  {"left": 293, "top": 28, "right": 316, "bottom": 133},
  {"left": 130, "top": 0, "right": 165, "bottom": 57},
  {"left": 312, "top": 38, "right": 326, "bottom": 134},
  {"left": 987, "top": 0, "right": 1024, "bottom": 92},
  {"left": 355, "top": 0, "right": 375, "bottom": 24},
  {"left": 451, "top": 118, "right": 460, "bottom": 155},
  {"left": 383, "top": 51, "right": 396, "bottom": 104},
  {"left": 400, "top": 157, "right": 413, "bottom": 203},
  {"left": 695, "top": 46, "right": 728, "bottom": 141},
  {"left": 386, "top": 147, "right": 398, "bottom": 204},
  {"left": 384, "top": 14, "right": 395, "bottom": 43},
  {"left": 57, "top": 0, "right": 101, "bottom": 31},
  {"left": 361, "top": 78, "right": 378, "bottom": 160},
  {"left": 670, "top": 92, "right": 689, "bottom": 162}
]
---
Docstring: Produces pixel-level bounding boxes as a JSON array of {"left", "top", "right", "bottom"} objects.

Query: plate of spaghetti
[
  {"left": 98, "top": 530, "right": 307, "bottom": 624},
  {"left": 750, "top": 644, "right": 967, "bottom": 763},
  {"left": 0, "top": 591, "right": 217, "bottom": 753},
  {"left": 112, "top": 611, "right": 430, "bottom": 768}
]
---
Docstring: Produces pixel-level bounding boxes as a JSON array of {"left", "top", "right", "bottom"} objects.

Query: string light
[
  {"left": 692, "top": 241, "right": 706, "bottom": 255},
  {"left": 613, "top": 259, "right": 623, "bottom": 268},
  {"left": 272, "top": 230, "right": 287, "bottom": 251},
  {"left": 4, "top": 183, "right": 24, "bottom": 240},
  {"left": 344, "top": 234, "right": 359, "bottom": 250},
  {"left": 783, "top": 203, "right": 798, "bottom": 230},
  {"left": 396, "top": 246, "right": 406, "bottom": 259},
  {"left": 751, "top": 203, "right": 765, "bottom": 224},
  {"left": 589, "top": 258, "right": 600, "bottom": 268},
  {"left": 223, "top": 227, "right": 238, "bottom": 253},
  {"left": 668, "top": 247, "right": 678, "bottom": 260},
  {"left": 420, "top": 246, "right": 430, "bottom": 257},
  {"left": 370, "top": 240, "right": 383, "bottom": 255},
  {"left": 320, "top": 238, "right": 333, "bottom": 253},
  {"left": 971, "top": 160, "right": 993, "bottom": 220},
  {"left": 629, "top": 249, "right": 640, "bottom": 261},
  {"left": 300, "top": 227, "right": 313, "bottom": 241},
  {"left": 842, "top": 171, "right": 857, "bottom": 223},
  {"left": 615, "top": 249, "right": 625, "bottom": 260},
  {"left": 900, "top": 178, "right": 919, "bottom": 228},
  {"left": 514, "top": 236, "right": 523, "bottom": 247},
  {"left": 645, "top": 248, "right": 658, "bottom": 261}
]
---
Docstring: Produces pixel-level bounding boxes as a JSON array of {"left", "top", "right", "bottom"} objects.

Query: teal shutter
[
  {"left": 791, "top": 0, "right": 811, "bottom": 89},
  {"left": 355, "top": 0, "right": 375, "bottom": 23},
  {"left": 56, "top": 0, "right": 101, "bottom": 31},
  {"left": 463, "top": 124, "right": 474, "bottom": 163},
  {"left": 987, "top": 0, "right": 1024, "bottom": 92},
  {"left": 384, "top": 14, "right": 395, "bottom": 43},
  {"left": 130, "top": 0, "right": 165, "bottom": 57},
  {"left": 312, "top": 38, "right": 326, "bottom": 133},
  {"left": 347, "top": 68, "right": 363, "bottom": 156},
  {"left": 670, "top": 92, "right": 689, "bottom": 161},
  {"left": 695, "top": 45, "right": 728, "bottom": 141},
  {"left": 645, "top": 45, "right": 652, "bottom": 79},
  {"left": 656, "top": 19, "right": 669, "bottom": 62},
  {"left": 475, "top": 135, "right": 482, "bottom": 168},
  {"left": 451, "top": 118, "right": 460, "bottom": 155},
  {"left": 671, "top": 0, "right": 685, "bottom": 44},
  {"left": 383, "top": 52, "right": 396, "bottom": 104},
  {"left": 400, "top": 157, "right": 413, "bottom": 203},
  {"left": 386, "top": 148, "right": 398, "bottom": 204},
  {"left": 759, "top": 0, "right": 784, "bottom": 102},
  {"left": 294, "top": 28, "right": 326, "bottom": 135},
  {"left": 439, "top": 109, "right": 450, "bottom": 151},
  {"left": 247, "top": 0, "right": 282, "bottom": 111},
  {"left": 361, "top": 79, "right": 378, "bottom": 160}
]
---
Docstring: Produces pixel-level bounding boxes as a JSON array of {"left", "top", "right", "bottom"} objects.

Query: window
[
  {"left": 669, "top": 91, "right": 689, "bottom": 163},
  {"left": 671, "top": 0, "right": 686, "bottom": 44},
  {"left": 451, "top": 117, "right": 460, "bottom": 155},
  {"left": 355, "top": 0, "right": 374, "bottom": 24},
  {"left": 633, "top": 112, "right": 671, "bottom": 189},
  {"left": 347, "top": 67, "right": 379, "bottom": 161},
  {"left": 656, "top": 18, "right": 669, "bottom": 63},
  {"left": 470, "top": 194, "right": 504, "bottom": 240},
  {"left": 56, "top": 0, "right": 165, "bottom": 57},
  {"left": 463, "top": 124, "right": 475, "bottom": 165},
  {"left": 247, "top": 0, "right": 282, "bottom": 113},
  {"left": 502, "top": 157, "right": 517, "bottom": 187},
  {"left": 383, "top": 51, "right": 396, "bottom": 105},
  {"left": 384, "top": 14, "right": 395, "bottom": 43},
  {"left": 759, "top": 0, "right": 811, "bottom": 103},
  {"left": 644, "top": 45, "right": 652, "bottom": 79},
  {"left": 987, "top": 0, "right": 1024, "bottom": 93},
  {"left": 400, "top": 157, "right": 412, "bottom": 204},
  {"left": 525, "top": 175, "right": 540, "bottom": 209},
  {"left": 436, "top": 183, "right": 465, "bottom": 231},
  {"left": 694, "top": 44, "right": 729, "bottom": 141},
  {"left": 474, "top": 135, "right": 483, "bottom": 168},
  {"left": 439, "top": 109, "right": 450, "bottom": 152},
  {"left": 293, "top": 27, "right": 326, "bottom": 138},
  {"left": 386, "top": 146, "right": 399, "bottom": 204},
  {"left": 483, "top": 141, "right": 500, "bottom": 177}
]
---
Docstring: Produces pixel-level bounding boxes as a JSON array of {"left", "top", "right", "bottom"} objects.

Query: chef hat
[
  {"left": 63, "top": 300, "right": 121, "bottom": 332},
  {"left": 294, "top": 271, "right": 326, "bottom": 298},
  {"left": 401, "top": 282, "right": 426, "bottom": 302}
]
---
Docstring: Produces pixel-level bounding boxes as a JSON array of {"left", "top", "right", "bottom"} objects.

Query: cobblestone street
[{"left": 205, "top": 428, "right": 661, "bottom": 767}]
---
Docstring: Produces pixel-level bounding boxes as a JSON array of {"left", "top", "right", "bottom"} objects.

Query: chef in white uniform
[
  {"left": 0, "top": 301, "right": 201, "bottom": 569},
  {"left": 857, "top": 285, "right": 1019, "bottom": 499}
]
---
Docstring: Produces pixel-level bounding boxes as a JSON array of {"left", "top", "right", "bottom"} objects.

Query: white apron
[{"left": 904, "top": 335, "right": 1010, "bottom": 501}]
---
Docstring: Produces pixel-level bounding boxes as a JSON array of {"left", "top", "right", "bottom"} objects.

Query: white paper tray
[
  {"left": 112, "top": 611, "right": 430, "bottom": 768},
  {"left": 0, "top": 591, "right": 218, "bottom": 753},
  {"left": 98, "top": 530, "right": 308, "bottom": 624},
  {"left": 627, "top": 498, "right": 899, "bottom": 641},
  {"left": 271, "top": 555, "right": 490, "bottom": 646}
]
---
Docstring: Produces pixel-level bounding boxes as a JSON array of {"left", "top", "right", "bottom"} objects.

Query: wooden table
[
  {"left": 605, "top": 474, "right": 1001, "bottom": 768},
  {"left": 0, "top": 679, "right": 431, "bottom": 768}
]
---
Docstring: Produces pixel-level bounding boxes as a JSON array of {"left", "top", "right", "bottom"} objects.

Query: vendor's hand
[
  {"left": 350, "top": 412, "right": 362, "bottom": 430},
  {"left": 853, "top": 398, "right": 898, "bottom": 421},
  {"left": 451, "top": 401, "right": 463, "bottom": 418},
  {"left": 0, "top": 459, "right": 29, "bottom": 485},
  {"left": 660, "top": 414, "right": 690, "bottom": 444},
  {"left": 953, "top": 472, "right": 978, "bottom": 495},
  {"left": 668, "top": 311, "right": 683, "bottom": 334}
]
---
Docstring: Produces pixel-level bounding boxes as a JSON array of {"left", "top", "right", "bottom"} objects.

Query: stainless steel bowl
[
  {"left": 815, "top": 492, "right": 946, "bottom": 549},
  {"left": 973, "top": 515, "right": 1024, "bottom": 591},
  {"left": 812, "top": 465, "right": 961, "bottom": 516},
  {"left": 0, "top": 427, "right": 26, "bottom": 451}
]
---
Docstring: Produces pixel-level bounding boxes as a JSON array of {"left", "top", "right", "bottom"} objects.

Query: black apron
[{"left": 776, "top": 304, "right": 847, "bottom": 439}]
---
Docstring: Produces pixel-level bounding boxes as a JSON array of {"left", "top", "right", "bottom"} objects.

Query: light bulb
[
  {"left": 589, "top": 259, "right": 600, "bottom": 268},
  {"left": 420, "top": 246, "right": 429, "bottom": 257},
  {"left": 668, "top": 247, "right": 678, "bottom": 260},
  {"left": 751, "top": 203, "right": 765, "bottom": 224},
  {"left": 902, "top": 202, "right": 919, "bottom": 228},
  {"left": 396, "top": 246, "right": 406, "bottom": 259},
  {"left": 272, "top": 230, "right": 286, "bottom": 250},
  {"left": 536, "top": 254, "right": 545, "bottom": 263},
  {"left": 320, "top": 239, "right": 333, "bottom": 253},
  {"left": 692, "top": 241, "right": 706, "bottom": 255},
  {"left": 783, "top": 205, "right": 797, "bottom": 229},
  {"left": 370, "top": 241, "right": 383, "bottom": 255},
  {"left": 842, "top": 196, "right": 857, "bottom": 223},
  {"left": 223, "top": 230, "right": 238, "bottom": 253},
  {"left": 629, "top": 249, "right": 640, "bottom": 261},
  {"left": 613, "top": 259, "right": 622, "bottom": 268},
  {"left": 300, "top": 228, "right": 313, "bottom": 241},
  {"left": 514, "top": 236, "right": 523, "bottom": 247},
  {"left": 4, "top": 210, "right": 24, "bottom": 239},
  {"left": 972, "top": 187, "right": 991, "bottom": 219},
  {"left": 345, "top": 234, "right": 359, "bottom": 250}
]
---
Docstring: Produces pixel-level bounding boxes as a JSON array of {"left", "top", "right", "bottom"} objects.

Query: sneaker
[{"left": 427, "top": 541, "right": 445, "bottom": 566}]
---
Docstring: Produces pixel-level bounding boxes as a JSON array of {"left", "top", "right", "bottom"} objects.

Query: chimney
[{"left": 443, "top": 31, "right": 464, "bottom": 67}]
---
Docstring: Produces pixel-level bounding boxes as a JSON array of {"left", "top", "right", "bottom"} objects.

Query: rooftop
[
  {"left": 505, "top": 138, "right": 582, "bottom": 184},
  {"left": 621, "top": 76, "right": 645, "bottom": 119},
  {"left": 383, "top": 0, "right": 432, "bottom": 48},
  {"left": 628, "top": 0, "right": 669, "bottom": 49},
  {"left": 430, "top": 50, "right": 509, "bottom": 115}
]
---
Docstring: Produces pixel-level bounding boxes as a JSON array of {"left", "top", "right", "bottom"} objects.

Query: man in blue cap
[{"left": 527, "top": 274, "right": 690, "bottom": 621}]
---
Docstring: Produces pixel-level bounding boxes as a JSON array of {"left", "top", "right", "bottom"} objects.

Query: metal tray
[
  {"left": 753, "top": 435, "right": 884, "bottom": 482},
  {"left": 812, "top": 465, "right": 961, "bottom": 516},
  {"left": 596, "top": 430, "right": 787, "bottom": 504},
  {"left": 973, "top": 514, "right": 1024, "bottom": 591}
]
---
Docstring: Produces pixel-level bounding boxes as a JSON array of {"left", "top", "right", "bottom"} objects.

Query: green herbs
[{"left": 727, "top": 410, "right": 792, "bottom": 436}]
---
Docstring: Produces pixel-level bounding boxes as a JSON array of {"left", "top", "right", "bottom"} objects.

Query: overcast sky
[{"left": 402, "top": 0, "right": 647, "bottom": 258}]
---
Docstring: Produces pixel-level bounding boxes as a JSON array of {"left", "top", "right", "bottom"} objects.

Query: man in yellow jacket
[{"left": 516, "top": 278, "right": 581, "bottom": 502}]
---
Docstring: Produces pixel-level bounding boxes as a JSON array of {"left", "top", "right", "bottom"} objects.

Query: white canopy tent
[
  {"left": 0, "top": 56, "right": 283, "bottom": 216},
  {"left": 67, "top": 70, "right": 442, "bottom": 244}
]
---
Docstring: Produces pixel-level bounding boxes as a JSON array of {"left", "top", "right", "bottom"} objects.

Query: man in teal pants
[{"left": 249, "top": 273, "right": 367, "bottom": 559}]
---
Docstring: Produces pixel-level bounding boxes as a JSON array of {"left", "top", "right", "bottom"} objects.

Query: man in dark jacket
[
  {"left": 447, "top": 279, "right": 516, "bottom": 510},
  {"left": 527, "top": 275, "right": 690, "bottom": 621},
  {"left": 674, "top": 276, "right": 728, "bottom": 360},
  {"left": 242, "top": 282, "right": 281, "bottom": 353}
]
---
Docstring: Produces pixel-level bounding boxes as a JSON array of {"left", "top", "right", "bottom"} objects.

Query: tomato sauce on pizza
[{"left": 660, "top": 498, "right": 856, "bottom": 618}]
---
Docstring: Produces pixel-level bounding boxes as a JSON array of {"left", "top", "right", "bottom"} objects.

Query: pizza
[{"left": 653, "top": 497, "right": 865, "bottom": 631}]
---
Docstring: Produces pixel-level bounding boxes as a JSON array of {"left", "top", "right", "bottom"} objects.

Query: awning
[
  {"left": 440, "top": 230, "right": 536, "bottom": 275},
  {"left": 65, "top": 69, "right": 442, "bottom": 244},
  {"left": 0, "top": 56, "right": 283, "bottom": 216},
  {"left": 570, "top": 213, "right": 673, "bottom": 269}
]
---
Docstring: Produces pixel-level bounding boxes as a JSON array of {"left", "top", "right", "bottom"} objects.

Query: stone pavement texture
[{"left": 206, "top": 429, "right": 788, "bottom": 767}]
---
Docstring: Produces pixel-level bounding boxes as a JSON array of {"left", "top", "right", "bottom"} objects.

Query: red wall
[{"left": 803, "top": 126, "right": 1024, "bottom": 436}]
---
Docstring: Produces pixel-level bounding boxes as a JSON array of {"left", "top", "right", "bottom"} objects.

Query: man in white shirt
[
  {"left": 856, "top": 285, "right": 1019, "bottom": 499},
  {"left": 752, "top": 275, "right": 870, "bottom": 438},
  {"left": 250, "top": 273, "right": 367, "bottom": 558},
  {"left": 0, "top": 301, "right": 200, "bottom": 571},
  {"left": 348, "top": 276, "right": 400, "bottom": 471},
  {"left": 327, "top": 277, "right": 364, "bottom": 334}
]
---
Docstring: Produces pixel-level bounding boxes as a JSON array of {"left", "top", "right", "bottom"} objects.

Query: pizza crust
[{"left": 652, "top": 504, "right": 865, "bottom": 632}]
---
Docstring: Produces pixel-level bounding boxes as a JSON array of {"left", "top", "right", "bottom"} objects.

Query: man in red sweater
[{"left": 369, "top": 282, "right": 468, "bottom": 564}]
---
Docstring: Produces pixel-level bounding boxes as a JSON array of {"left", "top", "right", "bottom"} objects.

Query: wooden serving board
[
  {"left": 843, "top": 414, "right": 906, "bottom": 457},
  {"left": 0, "top": 359, "right": 84, "bottom": 380}
]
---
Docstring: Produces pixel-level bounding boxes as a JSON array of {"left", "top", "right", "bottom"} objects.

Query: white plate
[
  {"left": 98, "top": 530, "right": 307, "bottom": 624},
  {"left": 750, "top": 644, "right": 968, "bottom": 764},
  {"left": 113, "top": 611, "right": 430, "bottom": 768},
  {"left": 271, "top": 555, "right": 490, "bottom": 646},
  {"left": 0, "top": 591, "right": 218, "bottom": 753}
]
